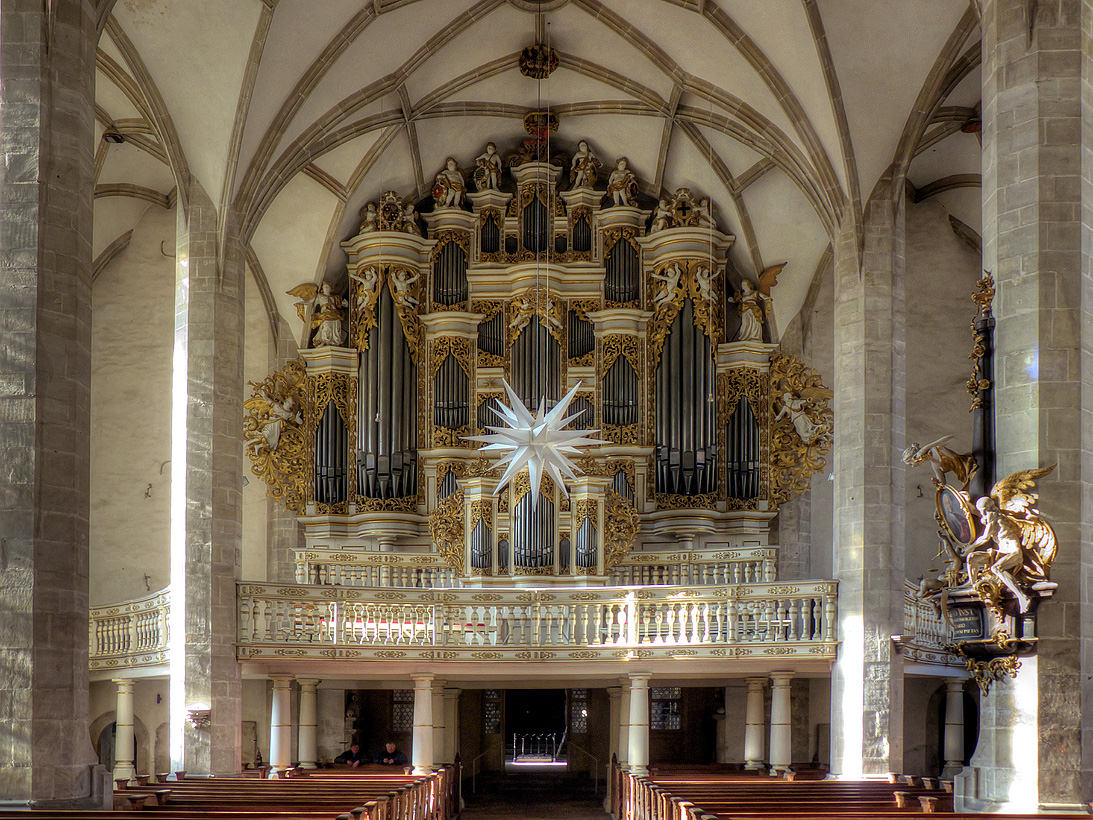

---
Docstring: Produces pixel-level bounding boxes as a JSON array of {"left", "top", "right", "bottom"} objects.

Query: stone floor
[{"left": 462, "top": 767, "right": 610, "bottom": 820}]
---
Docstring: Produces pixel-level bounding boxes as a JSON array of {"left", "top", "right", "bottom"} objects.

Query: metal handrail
[
  {"left": 469, "top": 751, "right": 488, "bottom": 794},
  {"left": 567, "top": 744, "right": 602, "bottom": 795}
]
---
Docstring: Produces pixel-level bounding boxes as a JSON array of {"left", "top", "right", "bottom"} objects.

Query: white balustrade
[
  {"left": 236, "top": 581, "right": 839, "bottom": 659},
  {"left": 88, "top": 588, "right": 171, "bottom": 671},
  {"left": 902, "top": 580, "right": 952, "bottom": 657}
]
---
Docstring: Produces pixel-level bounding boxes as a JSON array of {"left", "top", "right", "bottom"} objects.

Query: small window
[
  {"left": 484, "top": 690, "right": 502, "bottom": 734},
  {"left": 570, "top": 688, "right": 588, "bottom": 734},
  {"left": 651, "top": 687, "right": 681, "bottom": 730},
  {"left": 392, "top": 689, "right": 414, "bottom": 732}
]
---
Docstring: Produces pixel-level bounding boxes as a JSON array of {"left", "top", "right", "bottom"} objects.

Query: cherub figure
[
  {"left": 651, "top": 264, "right": 682, "bottom": 308},
  {"left": 288, "top": 281, "right": 347, "bottom": 347},
  {"left": 695, "top": 265, "right": 717, "bottom": 302},
  {"left": 390, "top": 269, "right": 420, "bottom": 308},
  {"left": 402, "top": 203, "right": 421, "bottom": 236},
  {"left": 902, "top": 435, "right": 978, "bottom": 490},
  {"left": 773, "top": 386, "right": 833, "bottom": 445},
  {"left": 433, "top": 157, "right": 466, "bottom": 208},
  {"left": 351, "top": 265, "right": 381, "bottom": 310},
  {"left": 650, "top": 198, "right": 672, "bottom": 233},
  {"left": 606, "top": 158, "right": 637, "bottom": 206},
  {"left": 508, "top": 297, "right": 535, "bottom": 331},
  {"left": 248, "top": 390, "right": 301, "bottom": 454},
  {"left": 570, "top": 140, "right": 601, "bottom": 189},
  {"left": 964, "top": 465, "right": 1058, "bottom": 613},
  {"left": 696, "top": 197, "right": 714, "bottom": 228},
  {"left": 360, "top": 202, "right": 378, "bottom": 233},
  {"left": 474, "top": 142, "right": 503, "bottom": 191}
]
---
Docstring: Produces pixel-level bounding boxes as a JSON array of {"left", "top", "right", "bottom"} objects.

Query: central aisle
[{"left": 462, "top": 768, "right": 610, "bottom": 820}]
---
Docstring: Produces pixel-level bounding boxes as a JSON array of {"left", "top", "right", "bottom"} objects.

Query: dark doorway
[{"left": 506, "top": 689, "right": 566, "bottom": 736}]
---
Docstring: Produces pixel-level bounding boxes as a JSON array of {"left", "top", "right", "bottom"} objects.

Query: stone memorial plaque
[{"left": 949, "top": 606, "right": 984, "bottom": 641}]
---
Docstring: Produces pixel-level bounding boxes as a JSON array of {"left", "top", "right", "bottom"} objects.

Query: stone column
[
  {"left": 942, "top": 680, "right": 964, "bottom": 779},
  {"left": 0, "top": 0, "right": 101, "bottom": 805},
  {"left": 113, "top": 680, "right": 137, "bottom": 783},
  {"left": 297, "top": 679, "right": 320, "bottom": 769},
  {"left": 743, "top": 677, "right": 767, "bottom": 770},
  {"left": 443, "top": 688, "right": 461, "bottom": 764},
  {"left": 617, "top": 680, "right": 631, "bottom": 767},
  {"left": 168, "top": 189, "right": 245, "bottom": 775},
  {"left": 830, "top": 193, "right": 906, "bottom": 778},
  {"left": 269, "top": 677, "right": 293, "bottom": 777},
  {"left": 976, "top": 0, "right": 1093, "bottom": 809},
  {"left": 627, "top": 673, "right": 651, "bottom": 776},
  {"left": 432, "top": 681, "right": 446, "bottom": 766},
  {"left": 768, "top": 672, "right": 793, "bottom": 774},
  {"left": 411, "top": 674, "right": 435, "bottom": 774},
  {"left": 607, "top": 687, "right": 621, "bottom": 766}
]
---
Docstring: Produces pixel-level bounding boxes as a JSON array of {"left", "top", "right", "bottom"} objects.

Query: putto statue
[
  {"left": 433, "top": 157, "right": 467, "bottom": 208},
  {"left": 359, "top": 191, "right": 422, "bottom": 234},
  {"left": 570, "top": 140, "right": 600, "bottom": 189},
  {"left": 606, "top": 158, "right": 638, "bottom": 206},
  {"left": 288, "top": 281, "right": 348, "bottom": 347},
  {"left": 473, "top": 142, "right": 503, "bottom": 191}
]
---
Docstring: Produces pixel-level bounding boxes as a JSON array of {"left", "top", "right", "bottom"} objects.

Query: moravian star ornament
[{"left": 464, "top": 379, "right": 606, "bottom": 505}]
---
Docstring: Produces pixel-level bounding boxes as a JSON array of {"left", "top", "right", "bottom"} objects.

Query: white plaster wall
[
  {"left": 242, "top": 678, "right": 271, "bottom": 764},
  {"left": 903, "top": 199, "right": 982, "bottom": 581},
  {"left": 241, "top": 273, "right": 271, "bottom": 581},
  {"left": 90, "top": 204, "right": 176, "bottom": 605}
]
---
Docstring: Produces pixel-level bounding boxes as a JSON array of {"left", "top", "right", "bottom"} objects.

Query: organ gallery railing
[
  {"left": 236, "top": 581, "right": 838, "bottom": 662},
  {"left": 89, "top": 587, "right": 170, "bottom": 671},
  {"left": 292, "top": 546, "right": 777, "bottom": 590},
  {"left": 901, "top": 579, "right": 957, "bottom": 665}
]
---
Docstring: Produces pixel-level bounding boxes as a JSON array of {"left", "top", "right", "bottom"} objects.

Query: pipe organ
[{"left": 247, "top": 136, "right": 834, "bottom": 585}]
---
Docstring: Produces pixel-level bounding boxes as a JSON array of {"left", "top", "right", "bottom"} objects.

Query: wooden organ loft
[{"left": 245, "top": 136, "right": 834, "bottom": 589}]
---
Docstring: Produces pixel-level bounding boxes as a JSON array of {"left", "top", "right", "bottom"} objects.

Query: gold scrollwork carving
[
  {"left": 603, "top": 424, "right": 639, "bottom": 445},
  {"left": 648, "top": 260, "right": 722, "bottom": 366},
  {"left": 574, "top": 499, "right": 596, "bottom": 525},
  {"left": 968, "top": 271, "right": 994, "bottom": 411},
  {"left": 602, "top": 334, "right": 640, "bottom": 373},
  {"left": 964, "top": 654, "right": 1020, "bottom": 695},
  {"left": 430, "top": 336, "right": 474, "bottom": 380},
  {"left": 506, "top": 285, "right": 564, "bottom": 347},
  {"left": 350, "top": 267, "right": 382, "bottom": 352},
  {"left": 433, "top": 425, "right": 474, "bottom": 448},
  {"left": 512, "top": 469, "right": 556, "bottom": 504},
  {"left": 389, "top": 263, "right": 424, "bottom": 364},
  {"left": 604, "top": 488, "right": 639, "bottom": 571},
  {"left": 244, "top": 359, "right": 309, "bottom": 512},
  {"left": 355, "top": 496, "right": 417, "bottom": 513},
  {"left": 430, "top": 230, "right": 470, "bottom": 260},
  {"left": 768, "top": 353, "right": 833, "bottom": 508},
  {"left": 655, "top": 492, "right": 719, "bottom": 511},
  {"left": 469, "top": 499, "right": 493, "bottom": 530},
  {"left": 429, "top": 489, "right": 465, "bottom": 574}
]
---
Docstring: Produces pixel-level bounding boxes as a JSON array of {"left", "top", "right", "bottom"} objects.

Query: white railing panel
[{"left": 88, "top": 587, "right": 170, "bottom": 672}]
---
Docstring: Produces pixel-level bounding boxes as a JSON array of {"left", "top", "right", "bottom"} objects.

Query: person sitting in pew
[
  {"left": 334, "top": 742, "right": 368, "bottom": 767},
  {"left": 375, "top": 741, "right": 407, "bottom": 766}
]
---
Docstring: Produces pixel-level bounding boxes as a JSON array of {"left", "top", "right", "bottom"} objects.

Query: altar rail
[
  {"left": 236, "top": 581, "right": 838, "bottom": 663},
  {"left": 89, "top": 588, "right": 171, "bottom": 672},
  {"left": 292, "top": 547, "right": 777, "bottom": 590}
]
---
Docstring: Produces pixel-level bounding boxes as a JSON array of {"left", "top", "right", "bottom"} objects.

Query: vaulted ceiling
[{"left": 92, "top": 0, "right": 982, "bottom": 346}]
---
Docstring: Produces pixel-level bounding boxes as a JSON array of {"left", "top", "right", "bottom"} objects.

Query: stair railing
[{"left": 568, "top": 744, "right": 602, "bottom": 795}]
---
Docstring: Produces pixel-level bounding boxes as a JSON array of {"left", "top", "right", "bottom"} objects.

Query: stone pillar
[
  {"left": 976, "top": 0, "right": 1093, "bottom": 809},
  {"left": 617, "top": 680, "right": 631, "bottom": 767},
  {"left": 0, "top": 0, "right": 101, "bottom": 804},
  {"left": 830, "top": 193, "right": 906, "bottom": 778},
  {"left": 769, "top": 672, "right": 793, "bottom": 774},
  {"left": 942, "top": 680, "right": 964, "bottom": 779},
  {"left": 607, "top": 687, "right": 621, "bottom": 766},
  {"left": 113, "top": 680, "right": 137, "bottom": 783},
  {"left": 297, "top": 679, "right": 320, "bottom": 769},
  {"left": 269, "top": 677, "right": 293, "bottom": 777},
  {"left": 168, "top": 188, "right": 245, "bottom": 775},
  {"left": 744, "top": 677, "right": 767, "bottom": 770},
  {"left": 443, "top": 688, "right": 461, "bottom": 764},
  {"left": 412, "top": 674, "right": 435, "bottom": 774},
  {"left": 432, "top": 681, "right": 446, "bottom": 766},
  {"left": 627, "top": 673, "right": 651, "bottom": 776}
]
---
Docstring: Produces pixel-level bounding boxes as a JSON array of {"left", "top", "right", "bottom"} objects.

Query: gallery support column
[
  {"left": 768, "top": 672, "right": 793, "bottom": 774},
  {"left": 269, "top": 677, "right": 293, "bottom": 777},
  {"left": 627, "top": 673, "right": 651, "bottom": 777},
  {"left": 617, "top": 680, "right": 631, "bottom": 768},
  {"left": 297, "top": 679, "right": 320, "bottom": 770},
  {"left": 442, "top": 688, "right": 460, "bottom": 764},
  {"left": 744, "top": 677, "right": 767, "bottom": 770},
  {"left": 942, "top": 681, "right": 964, "bottom": 779},
  {"left": 412, "top": 674, "right": 435, "bottom": 774},
  {"left": 113, "top": 680, "right": 137, "bottom": 783}
]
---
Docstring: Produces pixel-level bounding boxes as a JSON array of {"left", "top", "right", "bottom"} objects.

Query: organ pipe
[
  {"left": 513, "top": 492, "right": 555, "bottom": 569},
  {"left": 432, "top": 240, "right": 468, "bottom": 306},
  {"left": 604, "top": 238, "right": 639, "bottom": 302},
  {"left": 511, "top": 321, "right": 561, "bottom": 411},
  {"left": 478, "top": 311, "right": 505, "bottom": 357},
  {"left": 567, "top": 310, "right": 595, "bottom": 359},
  {"left": 574, "top": 516, "right": 597, "bottom": 569},
  {"left": 726, "top": 397, "right": 761, "bottom": 499},
  {"left": 603, "top": 357, "right": 638, "bottom": 426},
  {"left": 434, "top": 355, "right": 469, "bottom": 429},
  {"left": 358, "top": 286, "right": 418, "bottom": 499},
  {"left": 655, "top": 299, "right": 717, "bottom": 495},
  {"left": 314, "top": 402, "right": 348, "bottom": 505},
  {"left": 470, "top": 519, "right": 492, "bottom": 570}
]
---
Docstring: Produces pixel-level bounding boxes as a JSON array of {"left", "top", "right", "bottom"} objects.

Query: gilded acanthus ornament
[
  {"left": 244, "top": 359, "right": 309, "bottom": 512},
  {"left": 349, "top": 265, "right": 382, "bottom": 351},
  {"left": 603, "top": 489, "right": 639, "bottom": 571},
  {"left": 768, "top": 353, "right": 833, "bottom": 506},
  {"left": 648, "top": 260, "right": 723, "bottom": 366},
  {"left": 967, "top": 271, "right": 995, "bottom": 411},
  {"left": 430, "top": 490, "right": 465, "bottom": 574}
]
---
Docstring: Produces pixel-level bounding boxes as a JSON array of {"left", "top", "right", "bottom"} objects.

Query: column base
[
  {"left": 630, "top": 765, "right": 648, "bottom": 777},
  {"left": 298, "top": 762, "right": 317, "bottom": 770},
  {"left": 744, "top": 761, "right": 766, "bottom": 771}
]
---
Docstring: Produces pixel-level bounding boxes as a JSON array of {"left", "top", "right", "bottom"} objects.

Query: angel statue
[
  {"left": 963, "top": 465, "right": 1058, "bottom": 613},
  {"left": 288, "top": 281, "right": 348, "bottom": 347},
  {"left": 606, "top": 158, "right": 637, "bottom": 206},
  {"left": 570, "top": 140, "right": 601, "bottom": 189},
  {"left": 473, "top": 142, "right": 503, "bottom": 191},
  {"left": 902, "top": 435, "right": 978, "bottom": 490},
  {"left": 246, "top": 389, "right": 301, "bottom": 455},
  {"left": 695, "top": 264, "right": 717, "bottom": 303},
  {"left": 774, "top": 386, "right": 833, "bottom": 445},
  {"left": 433, "top": 157, "right": 466, "bottom": 208},
  {"left": 390, "top": 269, "right": 420, "bottom": 309},
  {"left": 651, "top": 264, "right": 682, "bottom": 308},
  {"left": 731, "top": 263, "right": 783, "bottom": 342},
  {"left": 650, "top": 198, "right": 672, "bottom": 233}
]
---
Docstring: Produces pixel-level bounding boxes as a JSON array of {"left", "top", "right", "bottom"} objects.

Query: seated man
[
  {"left": 375, "top": 741, "right": 407, "bottom": 766},
  {"left": 333, "top": 743, "right": 367, "bottom": 767}
]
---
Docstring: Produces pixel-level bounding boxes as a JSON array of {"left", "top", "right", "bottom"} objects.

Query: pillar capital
[
  {"left": 297, "top": 678, "right": 320, "bottom": 688},
  {"left": 112, "top": 678, "right": 136, "bottom": 690},
  {"left": 607, "top": 686, "right": 621, "bottom": 700},
  {"left": 411, "top": 673, "right": 435, "bottom": 684},
  {"left": 270, "top": 675, "right": 294, "bottom": 686},
  {"left": 628, "top": 672, "right": 652, "bottom": 684},
  {"left": 745, "top": 677, "right": 766, "bottom": 690},
  {"left": 770, "top": 671, "right": 794, "bottom": 684}
]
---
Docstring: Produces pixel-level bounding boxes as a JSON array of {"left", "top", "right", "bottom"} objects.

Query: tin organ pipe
[
  {"left": 481, "top": 215, "right": 501, "bottom": 254},
  {"left": 575, "top": 515, "right": 597, "bottom": 569},
  {"left": 523, "top": 199, "right": 549, "bottom": 253},
  {"left": 513, "top": 492, "right": 555, "bottom": 568},
  {"left": 477, "top": 311, "right": 505, "bottom": 357},
  {"left": 315, "top": 403, "right": 347, "bottom": 504},
  {"left": 656, "top": 299, "right": 716, "bottom": 495},
  {"left": 470, "top": 519, "right": 492, "bottom": 570},
  {"left": 433, "top": 240, "right": 468, "bottom": 306},
  {"left": 512, "top": 321, "right": 560, "bottom": 411},
  {"left": 568, "top": 310, "right": 594, "bottom": 360},
  {"left": 604, "top": 358, "right": 638, "bottom": 426},
  {"left": 726, "top": 397, "right": 760, "bottom": 499},
  {"left": 358, "top": 286, "right": 418, "bottom": 499},
  {"left": 605, "top": 239, "right": 639, "bottom": 302},
  {"left": 438, "top": 469, "right": 459, "bottom": 501},
  {"left": 572, "top": 213, "right": 592, "bottom": 253},
  {"left": 611, "top": 470, "right": 634, "bottom": 502}
]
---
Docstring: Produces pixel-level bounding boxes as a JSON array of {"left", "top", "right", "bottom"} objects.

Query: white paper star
[{"left": 463, "top": 379, "right": 607, "bottom": 504}]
